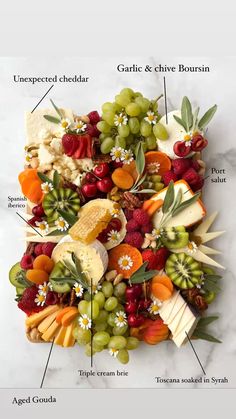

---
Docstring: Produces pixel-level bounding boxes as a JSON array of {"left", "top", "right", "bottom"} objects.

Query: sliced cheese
[
  {"left": 38, "top": 309, "right": 61, "bottom": 333},
  {"left": 63, "top": 323, "right": 75, "bottom": 347},
  {"left": 41, "top": 319, "right": 60, "bottom": 342},
  {"left": 152, "top": 180, "right": 206, "bottom": 228},
  {"left": 25, "top": 305, "right": 60, "bottom": 327},
  {"left": 173, "top": 306, "right": 198, "bottom": 339},
  {"left": 168, "top": 303, "right": 188, "bottom": 335},
  {"left": 54, "top": 326, "right": 67, "bottom": 346},
  {"left": 172, "top": 316, "right": 199, "bottom": 348},
  {"left": 165, "top": 297, "right": 186, "bottom": 325},
  {"left": 159, "top": 290, "right": 180, "bottom": 322}
]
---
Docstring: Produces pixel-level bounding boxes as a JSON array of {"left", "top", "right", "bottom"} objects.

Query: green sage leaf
[
  {"left": 171, "top": 189, "right": 182, "bottom": 212},
  {"left": 172, "top": 192, "right": 201, "bottom": 216},
  {"left": 53, "top": 170, "right": 60, "bottom": 189},
  {"left": 50, "top": 99, "right": 63, "bottom": 119},
  {"left": 43, "top": 115, "right": 61, "bottom": 124},
  {"left": 46, "top": 229, "right": 66, "bottom": 236},
  {"left": 130, "top": 270, "right": 158, "bottom": 284},
  {"left": 192, "top": 330, "right": 222, "bottom": 343},
  {"left": 135, "top": 142, "right": 145, "bottom": 176},
  {"left": 132, "top": 188, "right": 157, "bottom": 194},
  {"left": 181, "top": 96, "right": 193, "bottom": 131},
  {"left": 192, "top": 107, "right": 200, "bottom": 132},
  {"left": 198, "top": 104, "right": 217, "bottom": 130},
  {"left": 197, "top": 316, "right": 219, "bottom": 329},
  {"left": 37, "top": 172, "right": 53, "bottom": 184},
  {"left": 162, "top": 181, "right": 175, "bottom": 214},
  {"left": 173, "top": 115, "right": 187, "bottom": 132}
]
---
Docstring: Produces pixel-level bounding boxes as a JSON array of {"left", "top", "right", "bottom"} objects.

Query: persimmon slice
[{"left": 145, "top": 151, "right": 171, "bottom": 176}]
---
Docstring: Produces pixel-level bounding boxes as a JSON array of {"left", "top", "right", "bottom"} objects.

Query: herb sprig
[
  {"left": 130, "top": 142, "right": 156, "bottom": 194},
  {"left": 130, "top": 262, "right": 158, "bottom": 284},
  {"left": 192, "top": 316, "right": 222, "bottom": 343},
  {"left": 50, "top": 252, "right": 90, "bottom": 291}
]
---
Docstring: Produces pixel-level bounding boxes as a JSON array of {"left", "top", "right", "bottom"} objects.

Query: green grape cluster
[
  {"left": 142, "top": 174, "right": 164, "bottom": 192},
  {"left": 97, "top": 88, "right": 168, "bottom": 155},
  {"left": 72, "top": 281, "right": 139, "bottom": 364}
]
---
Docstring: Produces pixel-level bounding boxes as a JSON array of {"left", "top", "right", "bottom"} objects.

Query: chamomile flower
[
  {"left": 145, "top": 111, "right": 157, "bottom": 125},
  {"left": 118, "top": 255, "right": 133, "bottom": 271},
  {"left": 121, "top": 149, "right": 134, "bottom": 165},
  {"left": 35, "top": 293, "right": 46, "bottom": 307},
  {"left": 110, "top": 146, "right": 123, "bottom": 162},
  {"left": 107, "top": 230, "right": 120, "bottom": 244},
  {"left": 114, "top": 113, "right": 128, "bottom": 127},
  {"left": 35, "top": 220, "right": 49, "bottom": 235},
  {"left": 109, "top": 348, "right": 119, "bottom": 358},
  {"left": 73, "top": 282, "right": 84, "bottom": 297},
  {"left": 183, "top": 134, "right": 192, "bottom": 145},
  {"left": 187, "top": 241, "right": 198, "bottom": 254},
  {"left": 148, "top": 299, "right": 162, "bottom": 315},
  {"left": 114, "top": 311, "right": 127, "bottom": 328},
  {"left": 92, "top": 283, "right": 102, "bottom": 294},
  {"left": 78, "top": 314, "right": 92, "bottom": 330},
  {"left": 41, "top": 182, "right": 53, "bottom": 193},
  {"left": 38, "top": 282, "right": 52, "bottom": 295},
  {"left": 60, "top": 118, "right": 71, "bottom": 131},
  {"left": 146, "top": 161, "right": 160, "bottom": 174},
  {"left": 25, "top": 152, "right": 32, "bottom": 166},
  {"left": 151, "top": 228, "right": 162, "bottom": 240},
  {"left": 55, "top": 217, "right": 69, "bottom": 232},
  {"left": 74, "top": 120, "right": 87, "bottom": 133}
]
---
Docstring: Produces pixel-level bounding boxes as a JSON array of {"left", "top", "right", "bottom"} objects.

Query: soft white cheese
[
  {"left": 38, "top": 144, "right": 56, "bottom": 165},
  {"left": 50, "top": 137, "right": 63, "bottom": 155}
]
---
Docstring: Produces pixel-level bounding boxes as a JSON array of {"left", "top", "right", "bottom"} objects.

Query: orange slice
[
  {"left": 108, "top": 244, "right": 142, "bottom": 279},
  {"left": 145, "top": 151, "right": 171, "bottom": 176}
]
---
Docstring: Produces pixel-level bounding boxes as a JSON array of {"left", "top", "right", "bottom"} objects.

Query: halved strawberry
[{"left": 62, "top": 134, "right": 79, "bottom": 156}]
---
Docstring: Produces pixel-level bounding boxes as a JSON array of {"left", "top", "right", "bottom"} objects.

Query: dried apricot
[
  {"left": 152, "top": 283, "right": 172, "bottom": 301},
  {"left": 152, "top": 274, "right": 173, "bottom": 293},
  {"left": 26, "top": 269, "right": 49, "bottom": 285},
  {"left": 111, "top": 168, "right": 134, "bottom": 190},
  {"left": 33, "top": 255, "right": 54, "bottom": 273}
]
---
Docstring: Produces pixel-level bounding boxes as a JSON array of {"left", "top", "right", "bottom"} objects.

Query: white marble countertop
[{"left": 0, "top": 57, "right": 235, "bottom": 389}]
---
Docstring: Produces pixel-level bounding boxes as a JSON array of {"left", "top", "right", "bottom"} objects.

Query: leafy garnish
[
  {"left": 198, "top": 104, "right": 217, "bottom": 130},
  {"left": 50, "top": 99, "right": 63, "bottom": 119},
  {"left": 162, "top": 181, "right": 174, "bottom": 213},
  {"left": 57, "top": 209, "right": 78, "bottom": 226},
  {"left": 53, "top": 170, "right": 60, "bottom": 189},
  {"left": 173, "top": 97, "right": 217, "bottom": 133},
  {"left": 135, "top": 142, "right": 145, "bottom": 176},
  {"left": 37, "top": 172, "right": 53, "bottom": 185},
  {"left": 197, "top": 316, "right": 219, "bottom": 328},
  {"left": 172, "top": 192, "right": 201, "bottom": 216},
  {"left": 202, "top": 274, "right": 222, "bottom": 293},
  {"left": 192, "top": 330, "right": 222, "bottom": 343},
  {"left": 192, "top": 316, "right": 221, "bottom": 343},
  {"left": 46, "top": 229, "right": 66, "bottom": 236},
  {"left": 43, "top": 115, "right": 61, "bottom": 124},
  {"left": 132, "top": 188, "right": 157, "bottom": 194},
  {"left": 192, "top": 106, "right": 200, "bottom": 132},
  {"left": 173, "top": 115, "right": 187, "bottom": 132},
  {"left": 130, "top": 262, "right": 158, "bottom": 284},
  {"left": 181, "top": 96, "right": 193, "bottom": 132}
]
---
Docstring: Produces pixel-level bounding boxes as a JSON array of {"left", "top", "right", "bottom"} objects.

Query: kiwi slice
[
  {"left": 9, "top": 262, "right": 25, "bottom": 288},
  {"left": 161, "top": 226, "right": 189, "bottom": 249},
  {"left": 49, "top": 261, "right": 72, "bottom": 294},
  {"left": 165, "top": 252, "right": 203, "bottom": 289},
  {"left": 43, "top": 188, "right": 80, "bottom": 221}
]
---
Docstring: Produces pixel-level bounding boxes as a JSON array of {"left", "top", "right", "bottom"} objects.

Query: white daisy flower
[
  {"left": 114, "top": 311, "right": 127, "bottom": 328},
  {"left": 25, "top": 152, "right": 32, "bottom": 166},
  {"left": 107, "top": 230, "right": 120, "bottom": 244},
  {"left": 146, "top": 162, "right": 160, "bottom": 174},
  {"left": 183, "top": 134, "right": 192, "bottom": 145},
  {"left": 60, "top": 118, "right": 71, "bottom": 131},
  {"left": 148, "top": 299, "right": 162, "bottom": 315},
  {"left": 121, "top": 149, "right": 134, "bottom": 165},
  {"left": 74, "top": 120, "right": 87, "bottom": 133},
  {"left": 187, "top": 241, "right": 198, "bottom": 254},
  {"left": 118, "top": 255, "right": 133, "bottom": 271},
  {"left": 109, "top": 348, "right": 119, "bottom": 358},
  {"left": 73, "top": 282, "right": 84, "bottom": 297},
  {"left": 144, "top": 111, "right": 157, "bottom": 125},
  {"left": 151, "top": 228, "right": 162, "bottom": 239},
  {"left": 35, "top": 220, "right": 49, "bottom": 235},
  {"left": 114, "top": 113, "right": 128, "bottom": 127},
  {"left": 41, "top": 182, "right": 54, "bottom": 193},
  {"left": 78, "top": 314, "right": 92, "bottom": 330},
  {"left": 38, "top": 282, "right": 52, "bottom": 295},
  {"left": 110, "top": 207, "right": 120, "bottom": 218},
  {"left": 55, "top": 217, "right": 69, "bottom": 232},
  {"left": 35, "top": 293, "right": 46, "bottom": 307},
  {"left": 90, "top": 283, "right": 102, "bottom": 294},
  {"left": 110, "top": 146, "right": 123, "bottom": 162}
]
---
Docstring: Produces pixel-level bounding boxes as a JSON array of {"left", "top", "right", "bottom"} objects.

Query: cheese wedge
[
  {"left": 159, "top": 290, "right": 180, "bottom": 322},
  {"left": 173, "top": 316, "right": 199, "bottom": 348},
  {"left": 152, "top": 180, "right": 206, "bottom": 228},
  {"left": 54, "top": 326, "right": 67, "bottom": 346},
  {"left": 63, "top": 323, "right": 75, "bottom": 347},
  {"left": 165, "top": 297, "right": 187, "bottom": 325},
  {"left": 41, "top": 319, "right": 60, "bottom": 342},
  {"left": 168, "top": 303, "right": 188, "bottom": 335},
  {"left": 38, "top": 309, "right": 61, "bottom": 333},
  {"left": 25, "top": 305, "right": 60, "bottom": 327}
]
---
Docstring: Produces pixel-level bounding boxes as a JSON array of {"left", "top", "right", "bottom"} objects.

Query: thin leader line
[
  {"left": 31, "top": 84, "right": 54, "bottom": 113},
  {"left": 40, "top": 340, "right": 55, "bottom": 388},
  {"left": 185, "top": 331, "right": 206, "bottom": 375},
  {"left": 91, "top": 278, "right": 93, "bottom": 368},
  {"left": 16, "top": 211, "right": 43, "bottom": 237},
  {"left": 163, "top": 77, "right": 168, "bottom": 124}
]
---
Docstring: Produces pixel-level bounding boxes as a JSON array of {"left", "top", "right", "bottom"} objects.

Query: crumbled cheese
[
  {"left": 77, "top": 158, "right": 94, "bottom": 172},
  {"left": 38, "top": 144, "right": 56, "bottom": 165},
  {"left": 73, "top": 173, "right": 84, "bottom": 186},
  {"left": 50, "top": 138, "right": 63, "bottom": 155},
  {"left": 39, "top": 128, "right": 52, "bottom": 141}
]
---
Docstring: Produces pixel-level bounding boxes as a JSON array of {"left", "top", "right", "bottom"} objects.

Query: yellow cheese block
[
  {"left": 63, "top": 323, "right": 76, "bottom": 347},
  {"left": 25, "top": 305, "right": 60, "bottom": 328},
  {"left": 54, "top": 326, "right": 67, "bottom": 346},
  {"left": 38, "top": 309, "right": 61, "bottom": 333},
  {"left": 41, "top": 319, "right": 60, "bottom": 342}
]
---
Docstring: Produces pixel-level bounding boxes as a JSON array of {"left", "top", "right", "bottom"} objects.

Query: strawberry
[
  {"left": 45, "top": 291, "right": 59, "bottom": 306},
  {"left": 86, "top": 134, "right": 93, "bottom": 158},
  {"left": 155, "top": 247, "right": 169, "bottom": 270},
  {"left": 142, "top": 249, "right": 157, "bottom": 270},
  {"left": 172, "top": 158, "right": 191, "bottom": 176},
  {"left": 190, "top": 160, "right": 200, "bottom": 171},
  {"left": 162, "top": 170, "right": 178, "bottom": 186},
  {"left": 191, "top": 176, "right": 204, "bottom": 191},
  {"left": 88, "top": 111, "right": 100, "bottom": 125},
  {"left": 72, "top": 136, "right": 87, "bottom": 159},
  {"left": 62, "top": 134, "right": 79, "bottom": 156}
]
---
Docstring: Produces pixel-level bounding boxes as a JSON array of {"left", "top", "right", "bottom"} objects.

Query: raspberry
[
  {"left": 162, "top": 170, "right": 178, "bottom": 186},
  {"left": 42, "top": 242, "right": 56, "bottom": 257},
  {"left": 182, "top": 168, "right": 200, "bottom": 186},
  {"left": 18, "top": 286, "right": 43, "bottom": 314},
  {"left": 142, "top": 249, "right": 157, "bottom": 270},
  {"left": 86, "top": 124, "right": 100, "bottom": 138},
  {"left": 191, "top": 176, "right": 204, "bottom": 192},
  {"left": 133, "top": 209, "right": 150, "bottom": 226},
  {"left": 45, "top": 291, "right": 59, "bottom": 306},
  {"left": 109, "top": 218, "right": 122, "bottom": 232},
  {"left": 126, "top": 219, "right": 140, "bottom": 233},
  {"left": 124, "top": 209, "right": 134, "bottom": 221},
  {"left": 124, "top": 232, "right": 143, "bottom": 248},
  {"left": 155, "top": 247, "right": 169, "bottom": 270},
  {"left": 190, "top": 160, "right": 200, "bottom": 171},
  {"left": 141, "top": 222, "right": 153, "bottom": 234},
  {"left": 34, "top": 243, "right": 44, "bottom": 256},
  {"left": 20, "top": 254, "right": 34, "bottom": 270},
  {"left": 87, "top": 111, "right": 100, "bottom": 125},
  {"left": 62, "top": 133, "right": 79, "bottom": 156},
  {"left": 172, "top": 158, "right": 191, "bottom": 176}
]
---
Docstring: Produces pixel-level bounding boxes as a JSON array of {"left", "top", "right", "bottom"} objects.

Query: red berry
[
  {"left": 20, "top": 254, "right": 34, "bottom": 270},
  {"left": 62, "top": 134, "right": 79, "bottom": 156},
  {"left": 142, "top": 249, "right": 157, "bottom": 270},
  {"left": 18, "top": 286, "right": 43, "bottom": 314},
  {"left": 109, "top": 218, "right": 122, "bottom": 232},
  {"left": 124, "top": 209, "right": 134, "bottom": 220},
  {"left": 96, "top": 177, "right": 113, "bottom": 193},
  {"left": 162, "top": 170, "right": 178, "bottom": 186},
  {"left": 128, "top": 313, "right": 145, "bottom": 327},
  {"left": 191, "top": 176, "right": 204, "bottom": 192},
  {"left": 93, "top": 163, "right": 110, "bottom": 178},
  {"left": 155, "top": 247, "right": 169, "bottom": 270},
  {"left": 97, "top": 228, "right": 109, "bottom": 243},
  {"left": 141, "top": 222, "right": 153, "bottom": 234},
  {"left": 34, "top": 243, "right": 44, "bottom": 256},
  {"left": 191, "top": 160, "right": 200, "bottom": 171},
  {"left": 124, "top": 232, "right": 143, "bottom": 248},
  {"left": 32, "top": 204, "right": 45, "bottom": 217},
  {"left": 88, "top": 111, "right": 100, "bottom": 125},
  {"left": 45, "top": 291, "right": 59, "bottom": 305},
  {"left": 172, "top": 158, "right": 192, "bottom": 176},
  {"left": 137, "top": 298, "right": 151, "bottom": 311},
  {"left": 126, "top": 219, "right": 140, "bottom": 233},
  {"left": 182, "top": 168, "right": 200, "bottom": 186},
  {"left": 132, "top": 284, "right": 143, "bottom": 298},
  {"left": 191, "top": 134, "right": 208, "bottom": 152},
  {"left": 125, "top": 286, "right": 137, "bottom": 302},
  {"left": 85, "top": 172, "right": 97, "bottom": 184},
  {"left": 133, "top": 209, "right": 150, "bottom": 226},
  {"left": 174, "top": 141, "right": 191, "bottom": 157},
  {"left": 28, "top": 216, "right": 42, "bottom": 227},
  {"left": 125, "top": 301, "right": 138, "bottom": 314},
  {"left": 82, "top": 183, "right": 98, "bottom": 198},
  {"left": 42, "top": 242, "right": 56, "bottom": 258},
  {"left": 111, "top": 161, "right": 123, "bottom": 169}
]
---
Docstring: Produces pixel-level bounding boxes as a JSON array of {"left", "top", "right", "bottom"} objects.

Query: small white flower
[
  {"left": 73, "top": 282, "right": 84, "bottom": 297},
  {"left": 35, "top": 220, "right": 49, "bottom": 235},
  {"left": 38, "top": 282, "right": 52, "bottom": 295},
  {"left": 109, "top": 348, "right": 119, "bottom": 358},
  {"left": 121, "top": 149, "right": 134, "bottom": 165},
  {"left": 151, "top": 228, "right": 162, "bottom": 239},
  {"left": 35, "top": 293, "right": 46, "bottom": 307},
  {"left": 114, "top": 311, "right": 127, "bottom": 328},
  {"left": 74, "top": 120, "right": 87, "bottom": 133},
  {"left": 110, "top": 207, "right": 120, "bottom": 218},
  {"left": 114, "top": 113, "right": 128, "bottom": 127},
  {"left": 107, "top": 230, "right": 120, "bottom": 244},
  {"left": 60, "top": 118, "right": 71, "bottom": 131},
  {"left": 91, "top": 283, "right": 102, "bottom": 294},
  {"left": 118, "top": 255, "right": 133, "bottom": 271},
  {"left": 187, "top": 241, "right": 198, "bottom": 254},
  {"left": 144, "top": 111, "right": 157, "bottom": 125},
  {"left": 146, "top": 162, "right": 160, "bottom": 174},
  {"left": 183, "top": 134, "right": 192, "bottom": 145},
  {"left": 148, "top": 299, "right": 162, "bottom": 315},
  {"left": 78, "top": 314, "right": 92, "bottom": 330},
  {"left": 55, "top": 217, "right": 69, "bottom": 232},
  {"left": 41, "top": 182, "right": 54, "bottom": 193},
  {"left": 25, "top": 152, "right": 32, "bottom": 166},
  {"left": 110, "top": 146, "right": 123, "bottom": 162}
]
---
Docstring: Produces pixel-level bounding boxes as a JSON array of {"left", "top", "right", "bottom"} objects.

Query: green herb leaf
[
  {"left": 50, "top": 99, "right": 63, "bottom": 119},
  {"left": 192, "top": 330, "right": 222, "bottom": 343},
  {"left": 198, "top": 104, "right": 217, "bottom": 130},
  {"left": 173, "top": 115, "right": 187, "bottom": 132},
  {"left": 46, "top": 229, "right": 66, "bottom": 236},
  {"left": 132, "top": 188, "right": 157, "bottom": 194},
  {"left": 192, "top": 107, "right": 200, "bottom": 132},
  {"left": 197, "top": 316, "right": 219, "bottom": 329},
  {"left": 181, "top": 96, "right": 193, "bottom": 131},
  {"left": 57, "top": 209, "right": 78, "bottom": 226},
  {"left": 71, "top": 253, "right": 89, "bottom": 289},
  {"left": 130, "top": 262, "right": 149, "bottom": 277},
  {"left": 171, "top": 189, "right": 182, "bottom": 212},
  {"left": 135, "top": 142, "right": 145, "bottom": 176},
  {"left": 130, "top": 270, "right": 158, "bottom": 284},
  {"left": 162, "top": 181, "right": 175, "bottom": 214},
  {"left": 43, "top": 115, "right": 61, "bottom": 124},
  {"left": 53, "top": 170, "right": 60, "bottom": 189},
  {"left": 132, "top": 173, "right": 147, "bottom": 190},
  {"left": 172, "top": 192, "right": 201, "bottom": 216},
  {"left": 37, "top": 172, "right": 53, "bottom": 184},
  {"left": 203, "top": 275, "right": 221, "bottom": 293}
]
